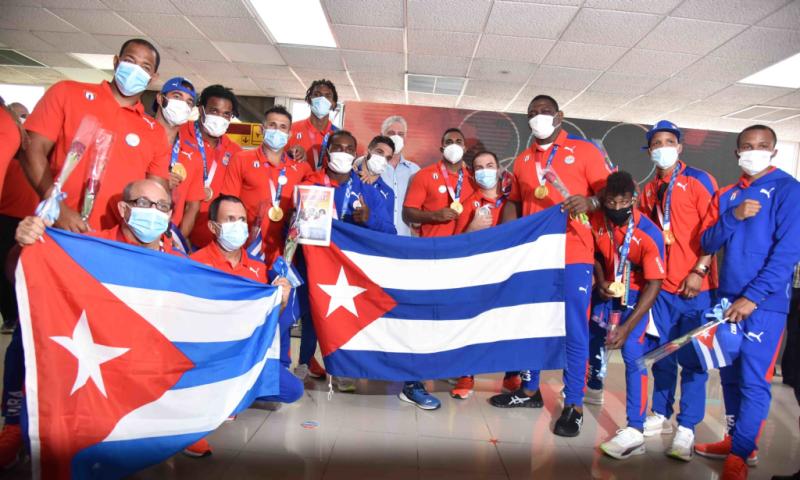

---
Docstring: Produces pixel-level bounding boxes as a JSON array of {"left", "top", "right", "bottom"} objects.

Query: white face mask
[
  {"left": 443, "top": 144, "right": 464, "bottom": 164},
  {"left": 529, "top": 114, "right": 557, "bottom": 140},
  {"left": 162, "top": 98, "right": 192, "bottom": 127},
  {"left": 328, "top": 151, "right": 355, "bottom": 174},
  {"left": 650, "top": 146, "right": 679, "bottom": 169},
  {"left": 366, "top": 153, "right": 388, "bottom": 175},
  {"left": 389, "top": 134, "right": 404, "bottom": 155},
  {"left": 738, "top": 149, "right": 773, "bottom": 176},
  {"left": 202, "top": 111, "right": 230, "bottom": 137}
]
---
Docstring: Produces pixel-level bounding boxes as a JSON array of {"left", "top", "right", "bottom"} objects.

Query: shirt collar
[
  {"left": 101, "top": 80, "right": 144, "bottom": 114},
  {"left": 738, "top": 166, "right": 777, "bottom": 189}
]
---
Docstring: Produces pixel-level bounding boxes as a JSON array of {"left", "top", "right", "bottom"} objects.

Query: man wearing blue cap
[
  {"left": 152, "top": 77, "right": 204, "bottom": 242},
  {"left": 636, "top": 120, "right": 719, "bottom": 461}
]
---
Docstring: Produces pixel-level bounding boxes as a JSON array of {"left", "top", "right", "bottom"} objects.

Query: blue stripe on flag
[{"left": 332, "top": 206, "right": 566, "bottom": 260}]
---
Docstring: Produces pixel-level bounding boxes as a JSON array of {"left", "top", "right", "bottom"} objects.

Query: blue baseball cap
[
  {"left": 644, "top": 120, "right": 681, "bottom": 148},
  {"left": 152, "top": 76, "right": 196, "bottom": 111}
]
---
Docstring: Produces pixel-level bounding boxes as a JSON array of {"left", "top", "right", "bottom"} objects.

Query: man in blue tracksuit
[{"left": 696, "top": 124, "right": 800, "bottom": 480}]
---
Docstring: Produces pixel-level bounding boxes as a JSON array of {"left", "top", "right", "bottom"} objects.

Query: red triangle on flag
[{"left": 695, "top": 325, "right": 717, "bottom": 350}]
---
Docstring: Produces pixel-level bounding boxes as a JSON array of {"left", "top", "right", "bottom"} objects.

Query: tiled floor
[{"left": 2, "top": 336, "right": 798, "bottom": 479}]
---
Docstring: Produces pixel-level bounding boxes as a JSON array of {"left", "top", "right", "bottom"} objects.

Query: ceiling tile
[
  {"left": 253, "top": 78, "right": 305, "bottom": 95},
  {"left": 710, "top": 27, "right": 800, "bottom": 62},
  {"left": 119, "top": 13, "right": 203, "bottom": 39},
  {"left": 234, "top": 63, "right": 296, "bottom": 80},
  {"left": 19, "top": 51, "right": 87, "bottom": 68},
  {"left": 291, "top": 69, "right": 351, "bottom": 87},
  {"left": 622, "top": 95, "right": 692, "bottom": 112},
  {"left": 408, "top": 92, "right": 458, "bottom": 108},
  {"left": 463, "top": 79, "right": 523, "bottom": 99},
  {"left": 485, "top": 2, "right": 578, "bottom": 39},
  {"left": 408, "top": 54, "right": 470, "bottom": 77},
  {"left": 183, "top": 60, "right": 243, "bottom": 78},
  {"left": 92, "top": 34, "right": 159, "bottom": 55},
  {"left": 589, "top": 72, "right": 665, "bottom": 95},
  {"left": 41, "top": 0, "right": 106, "bottom": 7},
  {"left": 189, "top": 17, "right": 268, "bottom": 44},
  {"left": 152, "top": 57, "right": 193, "bottom": 78},
  {"left": 764, "top": 90, "right": 800, "bottom": 108},
  {"left": 0, "top": 30, "right": 58, "bottom": 52},
  {"left": 469, "top": 58, "right": 536, "bottom": 83},
  {"left": 583, "top": 0, "right": 683, "bottom": 14},
  {"left": 212, "top": 42, "right": 282, "bottom": 65},
  {"left": 30, "top": 31, "right": 110, "bottom": 54},
  {"left": 333, "top": 25, "right": 404, "bottom": 53},
  {"left": 528, "top": 65, "right": 601, "bottom": 91},
  {"left": 209, "top": 75, "right": 257, "bottom": 92},
  {"left": 10, "top": 66, "right": 66, "bottom": 83},
  {"left": 358, "top": 87, "right": 406, "bottom": 104},
  {"left": 543, "top": 41, "right": 627, "bottom": 70},
  {"left": 637, "top": 17, "right": 746, "bottom": 55},
  {"left": 561, "top": 8, "right": 662, "bottom": 47},
  {"left": 52, "top": 66, "right": 112, "bottom": 83},
  {"left": 512, "top": 88, "right": 582, "bottom": 110},
  {"left": 704, "top": 84, "right": 795, "bottom": 105},
  {"left": 679, "top": 55, "right": 774, "bottom": 83},
  {"left": 671, "top": 0, "right": 788, "bottom": 24},
  {"left": 323, "top": 0, "right": 405, "bottom": 28},
  {"left": 0, "top": 6, "right": 78, "bottom": 32},
  {"left": 48, "top": 9, "right": 143, "bottom": 36},
  {"left": 100, "top": 0, "right": 179, "bottom": 13},
  {"left": 476, "top": 35, "right": 555, "bottom": 64},
  {"left": 278, "top": 46, "right": 343, "bottom": 70},
  {"left": 157, "top": 37, "right": 226, "bottom": 62},
  {"left": 511, "top": 0, "right": 581, "bottom": 4},
  {"left": 408, "top": 30, "right": 478, "bottom": 57},
  {"left": 170, "top": 0, "right": 250, "bottom": 17},
  {"left": 647, "top": 76, "right": 729, "bottom": 99},
  {"left": 566, "top": 91, "right": 633, "bottom": 107},
  {"left": 407, "top": 0, "right": 492, "bottom": 33},
  {"left": 341, "top": 50, "right": 404, "bottom": 72},
  {"left": 457, "top": 96, "right": 509, "bottom": 112},
  {"left": 0, "top": 66, "right": 37, "bottom": 84},
  {"left": 348, "top": 71, "right": 404, "bottom": 90},
  {"left": 758, "top": 1, "right": 800, "bottom": 29},
  {"left": 610, "top": 49, "right": 700, "bottom": 77}
]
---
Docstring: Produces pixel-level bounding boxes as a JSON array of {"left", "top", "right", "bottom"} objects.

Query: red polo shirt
[
  {"left": 190, "top": 241, "right": 267, "bottom": 282},
  {"left": 169, "top": 129, "right": 205, "bottom": 227},
  {"left": 454, "top": 189, "right": 507, "bottom": 234},
  {"left": 508, "top": 130, "right": 611, "bottom": 264},
  {"left": 181, "top": 121, "right": 242, "bottom": 248},
  {"left": 403, "top": 161, "right": 476, "bottom": 238},
  {"left": 591, "top": 210, "right": 666, "bottom": 291},
  {"left": 16, "top": 80, "right": 170, "bottom": 230},
  {"left": 90, "top": 224, "right": 182, "bottom": 256},
  {"left": 221, "top": 146, "right": 311, "bottom": 264},
  {"left": 639, "top": 161, "right": 719, "bottom": 294},
  {"left": 287, "top": 117, "right": 336, "bottom": 171},
  {"left": 0, "top": 107, "right": 20, "bottom": 198}
]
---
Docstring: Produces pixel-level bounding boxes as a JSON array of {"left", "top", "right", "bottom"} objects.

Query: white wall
[
  {"left": 774, "top": 140, "right": 800, "bottom": 179},
  {"left": 0, "top": 84, "right": 45, "bottom": 111}
]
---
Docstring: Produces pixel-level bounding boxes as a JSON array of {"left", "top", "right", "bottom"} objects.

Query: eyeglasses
[{"left": 125, "top": 197, "right": 172, "bottom": 213}]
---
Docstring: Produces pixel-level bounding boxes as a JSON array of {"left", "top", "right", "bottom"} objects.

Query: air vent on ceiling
[
  {"left": 0, "top": 49, "right": 45, "bottom": 67},
  {"left": 724, "top": 105, "right": 800, "bottom": 123},
  {"left": 406, "top": 74, "right": 467, "bottom": 96}
]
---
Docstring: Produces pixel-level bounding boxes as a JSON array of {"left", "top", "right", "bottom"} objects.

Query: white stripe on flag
[
  {"left": 104, "top": 285, "right": 281, "bottom": 343},
  {"left": 341, "top": 233, "right": 565, "bottom": 291},
  {"left": 711, "top": 335, "right": 726, "bottom": 368},
  {"left": 698, "top": 340, "right": 714, "bottom": 369},
  {"left": 340, "top": 302, "right": 565, "bottom": 354}
]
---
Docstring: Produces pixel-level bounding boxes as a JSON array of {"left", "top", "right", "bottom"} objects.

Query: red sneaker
[
  {"left": 450, "top": 376, "right": 475, "bottom": 399},
  {"left": 0, "top": 424, "right": 22, "bottom": 469},
  {"left": 722, "top": 454, "right": 748, "bottom": 480},
  {"left": 308, "top": 357, "right": 326, "bottom": 379},
  {"left": 695, "top": 436, "right": 758, "bottom": 466},
  {"left": 182, "top": 438, "right": 212, "bottom": 458},
  {"left": 502, "top": 375, "right": 521, "bottom": 392}
]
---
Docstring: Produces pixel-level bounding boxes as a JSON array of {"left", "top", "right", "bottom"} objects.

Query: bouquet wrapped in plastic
[
  {"left": 542, "top": 167, "right": 590, "bottom": 225},
  {"left": 80, "top": 128, "right": 114, "bottom": 222}
]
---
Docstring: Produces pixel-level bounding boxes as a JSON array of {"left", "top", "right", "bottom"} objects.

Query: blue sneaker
[{"left": 398, "top": 381, "right": 441, "bottom": 410}]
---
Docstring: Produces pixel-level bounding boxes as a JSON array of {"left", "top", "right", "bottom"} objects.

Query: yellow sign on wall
[{"left": 226, "top": 122, "right": 263, "bottom": 149}]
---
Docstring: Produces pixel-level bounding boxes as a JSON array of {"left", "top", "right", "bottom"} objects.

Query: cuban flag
[
  {"left": 15, "top": 228, "right": 283, "bottom": 479},
  {"left": 303, "top": 206, "right": 568, "bottom": 380},
  {"left": 691, "top": 322, "right": 741, "bottom": 371}
]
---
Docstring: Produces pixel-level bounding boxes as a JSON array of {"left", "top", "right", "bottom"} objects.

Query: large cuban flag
[
  {"left": 15, "top": 228, "right": 283, "bottom": 479},
  {"left": 303, "top": 206, "right": 568, "bottom": 381}
]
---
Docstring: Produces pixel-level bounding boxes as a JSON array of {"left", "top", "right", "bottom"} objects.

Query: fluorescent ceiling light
[
  {"left": 738, "top": 52, "right": 800, "bottom": 89},
  {"left": 70, "top": 53, "right": 115, "bottom": 70},
  {"left": 248, "top": 0, "right": 336, "bottom": 48}
]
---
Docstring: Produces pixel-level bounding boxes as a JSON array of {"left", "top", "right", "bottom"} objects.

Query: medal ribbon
[
  {"left": 169, "top": 136, "right": 180, "bottom": 169},
  {"left": 656, "top": 164, "right": 680, "bottom": 232},
  {"left": 205, "top": 161, "right": 217, "bottom": 188},
  {"left": 607, "top": 213, "right": 636, "bottom": 306},
  {"left": 323, "top": 174, "right": 354, "bottom": 219},
  {"left": 269, "top": 161, "right": 287, "bottom": 210},
  {"left": 439, "top": 164, "right": 464, "bottom": 202},
  {"left": 194, "top": 121, "right": 208, "bottom": 181},
  {"left": 536, "top": 145, "right": 560, "bottom": 186}
]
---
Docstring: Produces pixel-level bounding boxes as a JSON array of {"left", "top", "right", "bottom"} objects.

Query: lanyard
[
  {"left": 439, "top": 164, "right": 464, "bottom": 202},
  {"left": 659, "top": 164, "right": 680, "bottom": 231},
  {"left": 323, "top": 174, "right": 354, "bottom": 218},
  {"left": 607, "top": 214, "right": 635, "bottom": 305},
  {"left": 317, "top": 132, "right": 332, "bottom": 170},
  {"left": 169, "top": 136, "right": 180, "bottom": 168},
  {"left": 268, "top": 154, "right": 287, "bottom": 208},
  {"left": 536, "top": 145, "right": 560, "bottom": 185},
  {"left": 194, "top": 121, "right": 208, "bottom": 181}
]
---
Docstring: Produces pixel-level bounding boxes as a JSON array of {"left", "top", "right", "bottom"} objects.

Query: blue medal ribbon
[
  {"left": 662, "top": 164, "right": 681, "bottom": 232},
  {"left": 169, "top": 136, "right": 180, "bottom": 169},
  {"left": 608, "top": 213, "right": 636, "bottom": 307},
  {"left": 194, "top": 121, "right": 208, "bottom": 181},
  {"left": 339, "top": 178, "right": 354, "bottom": 218}
]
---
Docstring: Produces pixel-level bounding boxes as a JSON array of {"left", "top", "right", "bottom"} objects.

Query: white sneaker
[
  {"left": 600, "top": 427, "right": 646, "bottom": 460},
  {"left": 293, "top": 364, "right": 310, "bottom": 381},
  {"left": 666, "top": 426, "right": 694, "bottom": 462},
  {"left": 335, "top": 376, "right": 356, "bottom": 393},
  {"left": 585, "top": 387, "right": 604, "bottom": 405},
  {"left": 643, "top": 413, "right": 673, "bottom": 437}
]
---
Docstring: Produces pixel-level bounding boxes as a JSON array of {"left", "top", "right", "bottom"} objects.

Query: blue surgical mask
[
  {"left": 310, "top": 96, "right": 332, "bottom": 119},
  {"left": 127, "top": 207, "right": 169, "bottom": 243},
  {"left": 263, "top": 128, "right": 289, "bottom": 151},
  {"left": 217, "top": 220, "right": 249, "bottom": 251},
  {"left": 114, "top": 61, "right": 151, "bottom": 97},
  {"left": 475, "top": 168, "right": 498, "bottom": 189}
]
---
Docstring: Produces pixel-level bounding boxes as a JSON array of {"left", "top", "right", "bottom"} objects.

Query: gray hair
[{"left": 380, "top": 115, "right": 408, "bottom": 135}]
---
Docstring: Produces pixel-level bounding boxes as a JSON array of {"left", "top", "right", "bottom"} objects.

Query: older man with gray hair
[{"left": 379, "top": 115, "right": 419, "bottom": 236}]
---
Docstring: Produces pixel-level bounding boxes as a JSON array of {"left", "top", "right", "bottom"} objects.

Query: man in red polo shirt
[
  {"left": 287, "top": 79, "right": 339, "bottom": 172},
  {"left": 403, "top": 127, "right": 475, "bottom": 238},
  {"left": 183, "top": 85, "right": 243, "bottom": 249},
  {"left": 17, "top": 38, "right": 170, "bottom": 233},
  {"left": 490, "top": 95, "right": 610, "bottom": 439},
  {"left": 221, "top": 105, "right": 311, "bottom": 266}
]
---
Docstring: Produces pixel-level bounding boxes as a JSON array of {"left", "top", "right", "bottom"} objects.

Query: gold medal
[
  {"left": 664, "top": 229, "right": 675, "bottom": 246},
  {"left": 450, "top": 200, "right": 463, "bottom": 214},
  {"left": 608, "top": 281, "right": 626, "bottom": 298},
  {"left": 534, "top": 185, "right": 549, "bottom": 199},
  {"left": 204, "top": 186, "right": 213, "bottom": 202},
  {"left": 172, "top": 163, "right": 187, "bottom": 181},
  {"left": 268, "top": 206, "right": 284, "bottom": 222}
]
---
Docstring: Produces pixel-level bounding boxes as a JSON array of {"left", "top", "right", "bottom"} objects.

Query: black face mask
[{"left": 605, "top": 206, "right": 632, "bottom": 227}]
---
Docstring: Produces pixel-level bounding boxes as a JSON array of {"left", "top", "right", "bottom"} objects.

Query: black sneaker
[
  {"left": 489, "top": 389, "right": 543, "bottom": 408},
  {"left": 771, "top": 470, "right": 800, "bottom": 480},
  {"left": 553, "top": 405, "right": 583, "bottom": 437}
]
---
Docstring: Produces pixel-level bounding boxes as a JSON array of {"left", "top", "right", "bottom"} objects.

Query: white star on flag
[
  {"left": 701, "top": 331, "right": 711, "bottom": 339},
  {"left": 318, "top": 267, "right": 366, "bottom": 317},
  {"left": 50, "top": 311, "right": 130, "bottom": 398}
]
